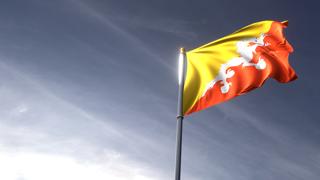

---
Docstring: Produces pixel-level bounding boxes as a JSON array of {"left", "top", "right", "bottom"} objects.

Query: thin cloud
[
  {"left": 109, "top": 15, "right": 198, "bottom": 39},
  {"left": 0, "top": 60, "right": 172, "bottom": 179},
  {"left": 70, "top": 0, "right": 174, "bottom": 71}
]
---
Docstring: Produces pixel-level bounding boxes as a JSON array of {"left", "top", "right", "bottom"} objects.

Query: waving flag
[{"left": 183, "top": 20, "right": 297, "bottom": 115}]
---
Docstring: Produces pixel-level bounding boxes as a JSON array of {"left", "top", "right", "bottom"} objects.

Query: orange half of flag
[{"left": 183, "top": 20, "right": 297, "bottom": 116}]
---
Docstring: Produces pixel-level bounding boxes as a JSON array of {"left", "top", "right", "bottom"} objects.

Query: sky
[{"left": 0, "top": 0, "right": 319, "bottom": 179}]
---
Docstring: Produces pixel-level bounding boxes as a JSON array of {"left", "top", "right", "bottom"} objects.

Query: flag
[{"left": 183, "top": 20, "right": 297, "bottom": 115}]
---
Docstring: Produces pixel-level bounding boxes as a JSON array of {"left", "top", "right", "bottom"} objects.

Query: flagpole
[{"left": 175, "top": 47, "right": 186, "bottom": 180}]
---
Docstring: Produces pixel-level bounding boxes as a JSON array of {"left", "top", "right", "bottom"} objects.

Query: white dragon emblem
[{"left": 202, "top": 34, "right": 269, "bottom": 97}]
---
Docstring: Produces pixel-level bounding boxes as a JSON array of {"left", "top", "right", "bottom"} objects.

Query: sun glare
[{"left": 178, "top": 52, "right": 185, "bottom": 85}]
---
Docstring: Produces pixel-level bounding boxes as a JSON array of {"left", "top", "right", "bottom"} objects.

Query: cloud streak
[
  {"left": 70, "top": 0, "right": 174, "bottom": 71},
  {"left": 0, "top": 60, "right": 171, "bottom": 179}
]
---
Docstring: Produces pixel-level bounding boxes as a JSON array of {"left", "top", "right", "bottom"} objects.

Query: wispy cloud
[
  {"left": 109, "top": 15, "right": 198, "bottom": 39},
  {"left": 69, "top": 0, "right": 174, "bottom": 71},
  {"left": 0, "top": 146, "right": 158, "bottom": 180},
  {"left": 0, "top": 60, "right": 170, "bottom": 179}
]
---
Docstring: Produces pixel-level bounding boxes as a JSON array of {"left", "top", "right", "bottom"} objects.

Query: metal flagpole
[{"left": 175, "top": 47, "right": 186, "bottom": 180}]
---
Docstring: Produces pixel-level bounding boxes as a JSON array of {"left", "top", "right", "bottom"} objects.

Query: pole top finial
[{"left": 180, "top": 47, "right": 185, "bottom": 54}]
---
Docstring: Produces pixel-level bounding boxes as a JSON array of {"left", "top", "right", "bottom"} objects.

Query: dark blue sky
[{"left": 0, "top": 0, "right": 319, "bottom": 179}]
